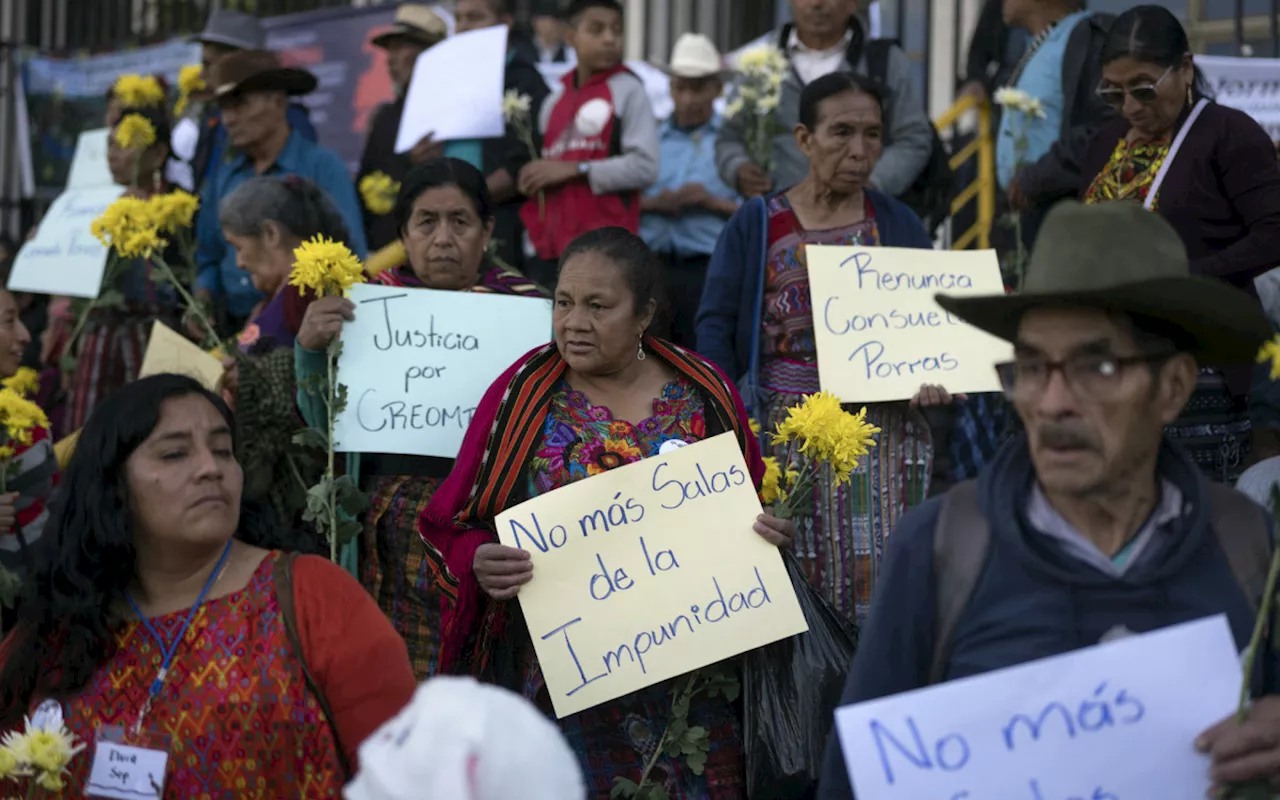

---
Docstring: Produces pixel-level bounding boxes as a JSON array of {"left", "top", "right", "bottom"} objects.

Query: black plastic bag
[{"left": 742, "top": 550, "right": 858, "bottom": 799}]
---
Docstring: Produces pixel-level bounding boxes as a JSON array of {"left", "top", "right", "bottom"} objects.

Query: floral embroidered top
[
  {"left": 526, "top": 377, "right": 707, "bottom": 497},
  {"left": 519, "top": 376, "right": 746, "bottom": 799},
  {"left": 1083, "top": 138, "right": 1171, "bottom": 209}
]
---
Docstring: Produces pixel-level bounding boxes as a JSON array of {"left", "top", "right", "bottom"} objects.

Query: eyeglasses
[
  {"left": 1095, "top": 67, "right": 1173, "bottom": 108},
  {"left": 995, "top": 352, "right": 1172, "bottom": 400}
]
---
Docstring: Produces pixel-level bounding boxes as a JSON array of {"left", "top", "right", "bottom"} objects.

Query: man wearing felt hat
[
  {"left": 357, "top": 3, "right": 451, "bottom": 253},
  {"left": 195, "top": 50, "right": 367, "bottom": 331},
  {"left": 817, "top": 201, "right": 1280, "bottom": 799},
  {"left": 186, "top": 9, "right": 317, "bottom": 192},
  {"left": 639, "top": 33, "right": 739, "bottom": 348}
]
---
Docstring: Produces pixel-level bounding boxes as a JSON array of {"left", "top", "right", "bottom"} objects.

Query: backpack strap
[
  {"left": 273, "top": 552, "right": 353, "bottom": 779},
  {"left": 1207, "top": 483, "right": 1272, "bottom": 609},
  {"left": 929, "top": 480, "right": 993, "bottom": 685}
]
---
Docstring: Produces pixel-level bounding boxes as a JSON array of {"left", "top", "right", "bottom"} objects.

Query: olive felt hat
[{"left": 935, "top": 200, "right": 1271, "bottom": 365}]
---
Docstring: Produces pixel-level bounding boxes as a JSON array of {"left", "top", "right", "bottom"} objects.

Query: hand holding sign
[{"left": 496, "top": 432, "right": 808, "bottom": 718}]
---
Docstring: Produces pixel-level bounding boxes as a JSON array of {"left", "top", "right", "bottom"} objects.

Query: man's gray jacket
[{"left": 715, "top": 17, "right": 933, "bottom": 198}]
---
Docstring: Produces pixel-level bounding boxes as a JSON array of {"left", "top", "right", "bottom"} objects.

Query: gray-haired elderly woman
[
  {"left": 215, "top": 175, "right": 352, "bottom": 531},
  {"left": 217, "top": 175, "right": 355, "bottom": 356}
]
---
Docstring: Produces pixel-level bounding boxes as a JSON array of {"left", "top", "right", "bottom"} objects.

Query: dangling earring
[
  {"left": 636, "top": 340, "right": 646, "bottom": 361},
  {"left": 1187, "top": 85, "right": 1194, "bottom": 106},
  {"left": 152, "top": 168, "right": 162, "bottom": 193}
]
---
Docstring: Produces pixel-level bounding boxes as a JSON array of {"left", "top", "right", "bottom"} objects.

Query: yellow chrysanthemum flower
[
  {"left": 1258, "top": 335, "right": 1280, "bottom": 381},
  {"left": 1, "top": 367, "right": 39, "bottom": 398},
  {"left": 760, "top": 456, "right": 782, "bottom": 504},
  {"left": 289, "top": 235, "right": 366, "bottom": 298},
  {"left": 178, "top": 64, "right": 205, "bottom": 95},
  {"left": 772, "top": 392, "right": 880, "bottom": 485},
  {"left": 91, "top": 195, "right": 168, "bottom": 259},
  {"left": 149, "top": 190, "right": 200, "bottom": 234},
  {"left": 37, "top": 769, "right": 66, "bottom": 791},
  {"left": 359, "top": 172, "right": 400, "bottom": 217},
  {"left": 0, "top": 389, "right": 50, "bottom": 448},
  {"left": 113, "top": 74, "right": 165, "bottom": 108},
  {"left": 15, "top": 717, "right": 83, "bottom": 776},
  {"left": 175, "top": 64, "right": 206, "bottom": 116},
  {"left": 0, "top": 742, "right": 16, "bottom": 779},
  {"left": 114, "top": 113, "right": 156, "bottom": 150}
]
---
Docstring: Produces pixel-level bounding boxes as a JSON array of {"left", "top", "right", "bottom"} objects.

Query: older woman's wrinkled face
[
  {"left": 225, "top": 224, "right": 295, "bottom": 295},
  {"left": 0, "top": 291, "right": 31, "bottom": 380},
  {"left": 554, "top": 251, "right": 655, "bottom": 376},
  {"left": 401, "top": 184, "right": 493, "bottom": 291},
  {"left": 1099, "top": 55, "right": 1194, "bottom": 141},
  {"left": 1008, "top": 308, "right": 1195, "bottom": 499},
  {"left": 126, "top": 394, "right": 243, "bottom": 550},
  {"left": 796, "top": 89, "right": 883, "bottom": 195}
]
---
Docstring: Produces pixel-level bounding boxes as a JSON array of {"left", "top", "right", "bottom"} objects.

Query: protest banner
[
  {"left": 333, "top": 283, "right": 552, "bottom": 458},
  {"left": 835, "top": 616, "right": 1241, "bottom": 800},
  {"left": 807, "top": 246, "right": 1011, "bottom": 403},
  {"left": 8, "top": 129, "right": 122, "bottom": 298},
  {"left": 497, "top": 432, "right": 808, "bottom": 718},
  {"left": 1198, "top": 55, "right": 1280, "bottom": 142},
  {"left": 138, "top": 322, "right": 224, "bottom": 390}
]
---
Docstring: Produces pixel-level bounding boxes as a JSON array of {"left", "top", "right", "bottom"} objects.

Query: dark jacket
[
  {"left": 694, "top": 190, "right": 932, "bottom": 411},
  {"left": 816, "top": 437, "right": 1278, "bottom": 799},
  {"left": 1016, "top": 13, "right": 1116, "bottom": 216},
  {"left": 1082, "top": 101, "right": 1280, "bottom": 291},
  {"left": 356, "top": 54, "right": 551, "bottom": 257}
]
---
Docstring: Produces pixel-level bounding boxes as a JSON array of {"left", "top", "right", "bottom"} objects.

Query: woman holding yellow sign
[
  {"left": 419, "top": 227, "right": 793, "bottom": 799},
  {"left": 697, "top": 72, "right": 958, "bottom": 628}
]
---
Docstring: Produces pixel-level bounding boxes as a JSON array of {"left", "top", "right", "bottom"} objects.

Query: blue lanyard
[{"left": 126, "top": 539, "right": 233, "bottom": 701}]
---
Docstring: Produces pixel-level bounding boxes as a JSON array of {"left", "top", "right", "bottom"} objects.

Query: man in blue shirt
[
  {"left": 999, "top": 0, "right": 1114, "bottom": 248},
  {"left": 641, "top": 33, "right": 739, "bottom": 349},
  {"left": 187, "top": 10, "right": 317, "bottom": 193},
  {"left": 196, "top": 50, "right": 367, "bottom": 328}
]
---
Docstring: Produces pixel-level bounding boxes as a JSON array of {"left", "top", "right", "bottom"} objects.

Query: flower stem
[
  {"left": 325, "top": 349, "right": 338, "bottom": 563},
  {"left": 152, "top": 254, "right": 220, "bottom": 349},
  {"left": 633, "top": 673, "right": 699, "bottom": 795},
  {"left": 1236, "top": 535, "right": 1280, "bottom": 721}
]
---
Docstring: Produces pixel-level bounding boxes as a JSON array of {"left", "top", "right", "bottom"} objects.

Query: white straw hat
[{"left": 664, "top": 33, "right": 726, "bottom": 79}]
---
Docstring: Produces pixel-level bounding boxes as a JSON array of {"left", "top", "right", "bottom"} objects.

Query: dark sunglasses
[{"left": 1095, "top": 66, "right": 1173, "bottom": 108}]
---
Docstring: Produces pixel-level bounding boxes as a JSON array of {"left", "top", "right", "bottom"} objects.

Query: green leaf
[
  {"left": 637, "top": 785, "right": 669, "bottom": 800},
  {"left": 292, "top": 428, "right": 328, "bottom": 451},
  {"left": 684, "top": 749, "right": 707, "bottom": 776},
  {"left": 334, "top": 382, "right": 350, "bottom": 415},
  {"left": 610, "top": 778, "right": 638, "bottom": 799}
]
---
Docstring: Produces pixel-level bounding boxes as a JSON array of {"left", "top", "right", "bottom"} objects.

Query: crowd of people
[{"left": 0, "top": 0, "right": 1278, "bottom": 797}]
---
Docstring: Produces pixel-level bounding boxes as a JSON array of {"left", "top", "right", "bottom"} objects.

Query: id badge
[{"left": 85, "top": 726, "right": 170, "bottom": 800}]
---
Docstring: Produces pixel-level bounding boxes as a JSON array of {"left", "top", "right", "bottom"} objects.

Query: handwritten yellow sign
[
  {"left": 138, "top": 321, "right": 224, "bottom": 390},
  {"left": 497, "top": 432, "right": 809, "bottom": 718},
  {"left": 807, "top": 246, "right": 1012, "bottom": 403}
]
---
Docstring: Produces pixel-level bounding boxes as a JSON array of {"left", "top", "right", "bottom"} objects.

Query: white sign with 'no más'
[{"left": 333, "top": 283, "right": 553, "bottom": 458}]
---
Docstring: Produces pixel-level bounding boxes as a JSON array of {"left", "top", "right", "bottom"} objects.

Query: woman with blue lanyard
[{"left": 0, "top": 374, "right": 415, "bottom": 796}]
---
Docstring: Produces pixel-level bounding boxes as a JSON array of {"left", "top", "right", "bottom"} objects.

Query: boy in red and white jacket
[{"left": 517, "top": 0, "right": 659, "bottom": 287}]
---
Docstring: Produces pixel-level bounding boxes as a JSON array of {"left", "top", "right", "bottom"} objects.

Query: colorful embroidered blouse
[
  {"left": 526, "top": 378, "right": 707, "bottom": 497},
  {"left": 4, "top": 553, "right": 416, "bottom": 799},
  {"left": 761, "top": 194, "right": 880, "bottom": 360},
  {"left": 1083, "top": 137, "right": 1171, "bottom": 209},
  {"left": 521, "top": 378, "right": 745, "bottom": 799}
]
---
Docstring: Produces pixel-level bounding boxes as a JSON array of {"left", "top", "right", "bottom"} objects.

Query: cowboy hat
[
  {"left": 371, "top": 4, "right": 448, "bottom": 50},
  {"left": 189, "top": 9, "right": 265, "bottom": 51},
  {"left": 663, "top": 33, "right": 728, "bottom": 80},
  {"left": 935, "top": 200, "right": 1271, "bottom": 365},
  {"left": 208, "top": 49, "right": 318, "bottom": 99}
]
